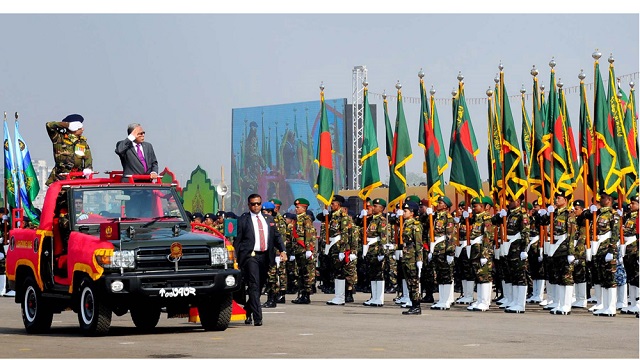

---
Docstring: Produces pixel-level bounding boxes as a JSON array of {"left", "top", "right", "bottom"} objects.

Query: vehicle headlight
[
  {"left": 97, "top": 250, "right": 136, "bottom": 269},
  {"left": 210, "top": 247, "right": 229, "bottom": 265}
]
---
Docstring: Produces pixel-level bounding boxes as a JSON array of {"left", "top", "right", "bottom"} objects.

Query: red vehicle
[{"left": 5, "top": 172, "right": 241, "bottom": 336}]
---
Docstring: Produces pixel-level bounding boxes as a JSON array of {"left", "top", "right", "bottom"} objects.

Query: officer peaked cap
[{"left": 406, "top": 195, "right": 421, "bottom": 204}]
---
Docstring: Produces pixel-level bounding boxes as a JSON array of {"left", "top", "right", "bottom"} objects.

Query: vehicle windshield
[{"left": 72, "top": 187, "right": 185, "bottom": 224}]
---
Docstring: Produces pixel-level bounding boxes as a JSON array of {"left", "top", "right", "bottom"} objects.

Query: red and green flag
[
  {"left": 448, "top": 81, "right": 483, "bottom": 199},
  {"left": 579, "top": 77, "right": 596, "bottom": 194},
  {"left": 529, "top": 74, "right": 552, "bottom": 202},
  {"left": 418, "top": 79, "right": 447, "bottom": 202},
  {"left": 558, "top": 84, "right": 580, "bottom": 192},
  {"left": 593, "top": 59, "right": 621, "bottom": 195},
  {"left": 547, "top": 68, "right": 574, "bottom": 197},
  {"left": 388, "top": 87, "right": 413, "bottom": 209},
  {"left": 358, "top": 87, "right": 382, "bottom": 200},
  {"left": 622, "top": 84, "right": 638, "bottom": 197},
  {"left": 314, "top": 89, "right": 334, "bottom": 206}
]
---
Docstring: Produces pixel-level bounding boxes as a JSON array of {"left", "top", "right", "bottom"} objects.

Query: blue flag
[
  {"left": 14, "top": 121, "right": 40, "bottom": 225},
  {"left": 4, "top": 120, "right": 18, "bottom": 209}
]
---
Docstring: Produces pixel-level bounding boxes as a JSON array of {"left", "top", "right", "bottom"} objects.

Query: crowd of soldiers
[{"left": 188, "top": 190, "right": 638, "bottom": 317}]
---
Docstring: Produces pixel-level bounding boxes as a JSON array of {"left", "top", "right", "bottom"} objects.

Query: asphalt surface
[{"left": 0, "top": 292, "right": 638, "bottom": 358}]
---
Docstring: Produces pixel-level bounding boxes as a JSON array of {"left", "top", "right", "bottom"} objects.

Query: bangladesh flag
[
  {"left": 621, "top": 85, "right": 638, "bottom": 197},
  {"left": 579, "top": 78, "right": 596, "bottom": 194},
  {"left": 558, "top": 83, "right": 580, "bottom": 191},
  {"left": 388, "top": 88, "right": 412, "bottom": 209},
  {"left": 547, "top": 69, "right": 574, "bottom": 197},
  {"left": 314, "top": 90, "right": 334, "bottom": 206},
  {"left": 529, "top": 75, "right": 552, "bottom": 202},
  {"left": 448, "top": 81, "right": 483, "bottom": 199},
  {"left": 593, "top": 60, "right": 621, "bottom": 195},
  {"left": 358, "top": 87, "right": 382, "bottom": 200},
  {"left": 418, "top": 79, "right": 446, "bottom": 202}
]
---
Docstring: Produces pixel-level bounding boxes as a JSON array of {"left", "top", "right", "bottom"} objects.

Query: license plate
[{"left": 158, "top": 287, "right": 196, "bottom": 297}]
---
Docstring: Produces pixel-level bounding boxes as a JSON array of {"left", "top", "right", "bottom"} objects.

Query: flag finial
[
  {"left": 429, "top": 85, "right": 436, "bottom": 96},
  {"left": 592, "top": 50, "right": 601, "bottom": 60},
  {"left": 14, "top": 112, "right": 19, "bottom": 120},
  {"left": 457, "top": 71, "right": 464, "bottom": 82},
  {"left": 498, "top": 62, "right": 504, "bottom": 71},
  {"left": 520, "top": 85, "right": 526, "bottom": 94},
  {"left": 531, "top": 65, "right": 538, "bottom": 77},
  {"left": 395, "top": 80, "right": 402, "bottom": 90},
  {"left": 540, "top": 83, "right": 546, "bottom": 91},
  {"left": 382, "top": 90, "right": 386, "bottom": 99},
  {"left": 558, "top": 79, "right": 564, "bottom": 89},
  {"left": 549, "top": 58, "right": 556, "bottom": 68},
  {"left": 608, "top": 53, "right": 615, "bottom": 64},
  {"left": 494, "top": 73, "right": 500, "bottom": 84},
  {"left": 319, "top": 82, "right": 325, "bottom": 91},
  {"left": 3, "top": 112, "right": 6, "bottom": 120},
  {"left": 487, "top": 87, "right": 494, "bottom": 97},
  {"left": 578, "top": 70, "right": 586, "bottom": 81},
  {"left": 418, "top": 68, "right": 425, "bottom": 79},
  {"left": 451, "top": 88, "right": 457, "bottom": 97},
  {"left": 630, "top": 81, "right": 635, "bottom": 90}
]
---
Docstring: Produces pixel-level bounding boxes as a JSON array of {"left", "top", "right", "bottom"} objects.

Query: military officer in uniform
[
  {"left": 427, "top": 196, "right": 456, "bottom": 310},
  {"left": 344, "top": 205, "right": 360, "bottom": 303},
  {"left": 46, "top": 114, "right": 93, "bottom": 185},
  {"left": 289, "top": 198, "right": 317, "bottom": 305},
  {"left": 571, "top": 200, "right": 590, "bottom": 308},
  {"left": 325, "top": 195, "right": 354, "bottom": 305},
  {"left": 269, "top": 199, "right": 288, "bottom": 303},
  {"left": 592, "top": 190, "right": 620, "bottom": 316},
  {"left": 418, "top": 199, "right": 437, "bottom": 304},
  {"left": 467, "top": 197, "right": 494, "bottom": 311},
  {"left": 526, "top": 199, "right": 546, "bottom": 304},
  {"left": 621, "top": 195, "right": 639, "bottom": 314},
  {"left": 362, "top": 198, "right": 389, "bottom": 307},
  {"left": 399, "top": 201, "right": 423, "bottom": 315}
]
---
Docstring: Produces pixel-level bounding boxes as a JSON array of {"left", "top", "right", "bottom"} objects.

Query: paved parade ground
[{"left": 0, "top": 293, "right": 638, "bottom": 359}]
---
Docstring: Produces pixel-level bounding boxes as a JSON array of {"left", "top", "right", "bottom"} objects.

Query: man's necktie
[
  {"left": 136, "top": 144, "right": 148, "bottom": 172},
  {"left": 257, "top": 216, "right": 266, "bottom": 251}
]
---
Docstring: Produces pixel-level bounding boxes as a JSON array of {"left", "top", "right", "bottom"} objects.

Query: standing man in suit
[
  {"left": 235, "top": 194, "right": 286, "bottom": 326},
  {"left": 114, "top": 123, "right": 158, "bottom": 181}
]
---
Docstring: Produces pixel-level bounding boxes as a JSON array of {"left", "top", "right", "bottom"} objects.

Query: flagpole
[
  {"left": 549, "top": 60, "right": 556, "bottom": 246},
  {"left": 591, "top": 51, "right": 601, "bottom": 248},
  {"left": 2, "top": 112, "right": 8, "bottom": 242},
  {"left": 532, "top": 67, "right": 547, "bottom": 258},
  {"left": 579, "top": 70, "right": 592, "bottom": 253},
  {"left": 419, "top": 72, "right": 436, "bottom": 249},
  {"left": 427, "top": 86, "right": 436, "bottom": 250},
  {"left": 520, "top": 86, "right": 529, "bottom": 206},
  {"left": 488, "top": 87, "right": 500, "bottom": 252}
]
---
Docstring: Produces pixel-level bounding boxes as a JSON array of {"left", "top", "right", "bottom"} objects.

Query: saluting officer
[
  {"left": 46, "top": 114, "right": 93, "bottom": 185},
  {"left": 362, "top": 198, "right": 389, "bottom": 307},
  {"left": 398, "top": 201, "right": 423, "bottom": 315}
]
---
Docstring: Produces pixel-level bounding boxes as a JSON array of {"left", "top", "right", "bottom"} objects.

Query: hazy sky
[{"left": 1, "top": 7, "right": 638, "bottom": 191}]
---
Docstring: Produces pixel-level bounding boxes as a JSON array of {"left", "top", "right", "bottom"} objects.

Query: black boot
[
  {"left": 291, "top": 292, "right": 303, "bottom": 304},
  {"left": 262, "top": 293, "right": 277, "bottom": 308},
  {"left": 402, "top": 298, "right": 422, "bottom": 315},
  {"left": 345, "top": 289, "right": 354, "bottom": 303},
  {"left": 300, "top": 291, "right": 311, "bottom": 304},
  {"left": 276, "top": 290, "right": 286, "bottom": 304}
]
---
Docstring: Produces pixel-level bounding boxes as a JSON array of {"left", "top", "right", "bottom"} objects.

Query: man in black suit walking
[
  {"left": 114, "top": 123, "right": 159, "bottom": 181},
  {"left": 235, "top": 194, "right": 287, "bottom": 326}
]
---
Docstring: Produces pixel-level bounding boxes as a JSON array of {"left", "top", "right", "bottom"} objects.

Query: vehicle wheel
[
  {"left": 21, "top": 276, "right": 53, "bottom": 334},
  {"left": 198, "top": 293, "right": 232, "bottom": 331},
  {"left": 130, "top": 305, "right": 161, "bottom": 331},
  {"left": 77, "top": 277, "right": 112, "bottom": 336}
]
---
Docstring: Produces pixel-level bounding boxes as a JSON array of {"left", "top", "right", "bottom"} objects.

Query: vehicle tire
[
  {"left": 130, "top": 305, "right": 161, "bottom": 331},
  {"left": 198, "top": 293, "right": 232, "bottom": 331},
  {"left": 21, "top": 276, "right": 53, "bottom": 334},
  {"left": 77, "top": 277, "right": 112, "bottom": 336}
]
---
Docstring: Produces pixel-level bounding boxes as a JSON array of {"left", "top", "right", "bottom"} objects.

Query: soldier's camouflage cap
[
  {"left": 372, "top": 198, "right": 387, "bottom": 207},
  {"left": 438, "top": 196, "right": 453, "bottom": 208},
  {"left": 294, "top": 198, "right": 310, "bottom": 207},
  {"left": 269, "top": 198, "right": 282, "bottom": 205}
]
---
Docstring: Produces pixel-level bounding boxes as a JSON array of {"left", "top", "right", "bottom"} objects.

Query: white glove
[
  {"left": 0, "top": 252, "right": 4, "bottom": 261},
  {"left": 427, "top": 253, "right": 433, "bottom": 262},
  {"left": 462, "top": 211, "right": 469, "bottom": 219},
  {"left": 426, "top": 207, "right": 433, "bottom": 215},
  {"left": 520, "top": 251, "right": 528, "bottom": 260},
  {"left": 289, "top": 255, "right": 296, "bottom": 262},
  {"left": 377, "top": 255, "right": 384, "bottom": 262},
  {"left": 499, "top": 209, "right": 508, "bottom": 218},
  {"left": 67, "top": 121, "right": 83, "bottom": 131},
  {"left": 83, "top": 168, "right": 93, "bottom": 177},
  {"left": 392, "top": 254, "right": 397, "bottom": 261},
  {"left": 480, "top": 258, "right": 487, "bottom": 266},
  {"left": 394, "top": 249, "right": 403, "bottom": 259},
  {"left": 305, "top": 250, "right": 312, "bottom": 259},
  {"left": 605, "top": 253, "right": 614, "bottom": 262},
  {"left": 1, "top": 214, "right": 8, "bottom": 223},
  {"left": 589, "top": 204, "right": 597, "bottom": 212},
  {"left": 447, "top": 255, "right": 454, "bottom": 264},
  {"left": 453, "top": 217, "right": 460, "bottom": 224},
  {"left": 322, "top": 209, "right": 329, "bottom": 216},
  {"left": 339, "top": 252, "right": 345, "bottom": 261},
  {"left": 349, "top": 253, "right": 357, "bottom": 261},
  {"left": 538, "top": 255, "right": 543, "bottom": 262},
  {"left": 77, "top": 213, "right": 89, "bottom": 221},
  {"left": 538, "top": 209, "right": 547, "bottom": 216},
  {"left": 275, "top": 256, "right": 281, "bottom": 266},
  {"left": 396, "top": 209, "right": 404, "bottom": 217},
  {"left": 547, "top": 205, "right": 555, "bottom": 213},
  {"left": 567, "top": 255, "right": 575, "bottom": 264},
  {"left": 359, "top": 209, "right": 368, "bottom": 218},
  {"left": 616, "top": 209, "right": 623, "bottom": 217},
  {"left": 416, "top": 261, "right": 423, "bottom": 269}
]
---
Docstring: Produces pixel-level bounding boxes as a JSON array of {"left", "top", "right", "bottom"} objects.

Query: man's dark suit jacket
[
  {"left": 234, "top": 212, "right": 285, "bottom": 267},
  {"left": 114, "top": 139, "right": 159, "bottom": 177}
]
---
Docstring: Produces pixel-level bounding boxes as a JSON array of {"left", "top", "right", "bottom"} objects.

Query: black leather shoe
[
  {"left": 345, "top": 293, "right": 354, "bottom": 303},
  {"left": 421, "top": 294, "right": 435, "bottom": 303},
  {"left": 244, "top": 315, "right": 252, "bottom": 325},
  {"left": 262, "top": 299, "right": 277, "bottom": 308},
  {"left": 276, "top": 291, "right": 286, "bottom": 304},
  {"left": 254, "top": 320, "right": 263, "bottom": 326},
  {"left": 402, "top": 306, "right": 422, "bottom": 315}
]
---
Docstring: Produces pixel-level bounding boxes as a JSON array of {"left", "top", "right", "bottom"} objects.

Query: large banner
[{"left": 231, "top": 98, "right": 347, "bottom": 214}]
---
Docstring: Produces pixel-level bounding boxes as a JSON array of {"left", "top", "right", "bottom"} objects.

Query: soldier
[
  {"left": 325, "top": 195, "right": 353, "bottom": 306},
  {"left": 526, "top": 199, "right": 546, "bottom": 304},
  {"left": 270, "top": 198, "right": 289, "bottom": 303},
  {"left": 571, "top": 200, "right": 590, "bottom": 308},
  {"left": 261, "top": 202, "right": 281, "bottom": 308},
  {"left": 498, "top": 194, "right": 530, "bottom": 313},
  {"left": 193, "top": 213, "right": 216, "bottom": 234},
  {"left": 344, "top": 206, "right": 360, "bottom": 303},
  {"left": 191, "top": 212, "right": 203, "bottom": 224},
  {"left": 418, "top": 199, "right": 436, "bottom": 304},
  {"left": 396, "top": 201, "right": 423, "bottom": 315},
  {"left": 454, "top": 199, "right": 475, "bottom": 307},
  {"left": 46, "top": 114, "right": 93, "bottom": 185},
  {"left": 203, "top": 213, "right": 217, "bottom": 228},
  {"left": 592, "top": 190, "right": 619, "bottom": 316},
  {"left": 214, "top": 211, "right": 226, "bottom": 234},
  {"left": 543, "top": 191, "right": 575, "bottom": 315},
  {"left": 621, "top": 195, "right": 639, "bottom": 314},
  {"left": 466, "top": 197, "right": 494, "bottom": 311},
  {"left": 427, "top": 196, "right": 456, "bottom": 310},
  {"left": 289, "top": 199, "right": 317, "bottom": 304},
  {"left": 362, "top": 198, "right": 389, "bottom": 307},
  {"left": 382, "top": 210, "right": 398, "bottom": 294}
]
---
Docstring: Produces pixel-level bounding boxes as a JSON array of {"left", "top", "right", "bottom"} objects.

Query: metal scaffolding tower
[{"left": 351, "top": 65, "right": 367, "bottom": 190}]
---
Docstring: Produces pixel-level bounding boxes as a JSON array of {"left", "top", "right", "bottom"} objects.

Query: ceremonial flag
[
  {"left": 314, "top": 89, "right": 334, "bottom": 206},
  {"left": 593, "top": 59, "right": 621, "bottom": 195},
  {"left": 14, "top": 121, "right": 40, "bottom": 225},
  {"left": 607, "top": 64, "right": 636, "bottom": 197},
  {"left": 547, "top": 68, "right": 574, "bottom": 197},
  {"left": 488, "top": 86, "right": 503, "bottom": 198},
  {"left": 448, "top": 81, "right": 483, "bottom": 199},
  {"left": 388, "top": 87, "right": 412, "bottom": 209},
  {"left": 521, "top": 93, "right": 533, "bottom": 167},
  {"left": 358, "top": 87, "right": 382, "bottom": 200},
  {"left": 499, "top": 76, "right": 528, "bottom": 201},
  {"left": 529, "top": 74, "right": 552, "bottom": 201},
  {"left": 558, "top": 84, "right": 580, "bottom": 191},
  {"left": 418, "top": 79, "right": 447, "bottom": 202},
  {"left": 3, "top": 119, "right": 17, "bottom": 209},
  {"left": 579, "top": 76, "right": 596, "bottom": 194},
  {"left": 622, "top": 84, "right": 638, "bottom": 197},
  {"left": 383, "top": 95, "right": 393, "bottom": 167}
]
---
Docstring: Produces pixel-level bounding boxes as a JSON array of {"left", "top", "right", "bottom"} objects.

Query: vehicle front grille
[{"left": 136, "top": 245, "right": 211, "bottom": 270}]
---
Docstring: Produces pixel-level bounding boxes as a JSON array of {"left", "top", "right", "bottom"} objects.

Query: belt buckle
[{"left": 251, "top": 251, "right": 256, "bottom": 257}]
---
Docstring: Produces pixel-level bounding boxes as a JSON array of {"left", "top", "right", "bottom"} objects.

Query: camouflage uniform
[
  {"left": 594, "top": 206, "right": 619, "bottom": 288},
  {"left": 400, "top": 217, "right": 423, "bottom": 303},
  {"left": 265, "top": 213, "right": 289, "bottom": 297},
  {"left": 293, "top": 213, "right": 317, "bottom": 295},
  {"left": 469, "top": 211, "right": 494, "bottom": 283},
  {"left": 527, "top": 212, "right": 545, "bottom": 281},
  {"left": 325, "top": 207, "right": 354, "bottom": 305},
  {"left": 364, "top": 213, "right": 388, "bottom": 281},
  {"left": 573, "top": 211, "right": 590, "bottom": 284},
  {"left": 504, "top": 206, "right": 530, "bottom": 286},
  {"left": 622, "top": 210, "right": 638, "bottom": 288},
  {"left": 419, "top": 213, "right": 436, "bottom": 302},
  {"left": 46, "top": 121, "right": 92, "bottom": 185},
  {"left": 427, "top": 210, "right": 455, "bottom": 284},
  {"left": 345, "top": 221, "right": 360, "bottom": 295},
  {"left": 384, "top": 214, "right": 399, "bottom": 292},
  {"left": 551, "top": 207, "right": 575, "bottom": 285}
]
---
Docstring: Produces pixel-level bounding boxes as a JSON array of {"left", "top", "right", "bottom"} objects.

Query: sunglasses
[{"left": 249, "top": 202, "right": 262, "bottom": 206}]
